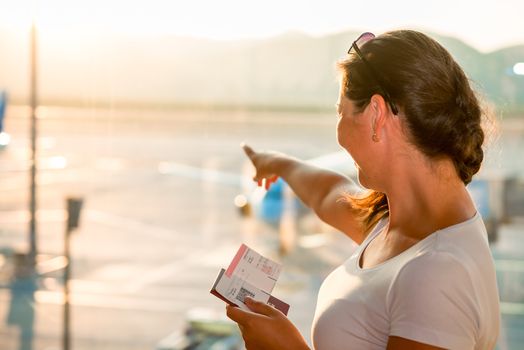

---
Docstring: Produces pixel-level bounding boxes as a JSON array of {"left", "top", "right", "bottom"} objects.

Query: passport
[{"left": 210, "top": 244, "right": 290, "bottom": 315}]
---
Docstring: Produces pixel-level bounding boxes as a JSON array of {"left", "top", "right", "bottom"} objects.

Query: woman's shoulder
[
  {"left": 430, "top": 211, "right": 491, "bottom": 263},
  {"left": 390, "top": 216, "right": 494, "bottom": 296},
  {"left": 395, "top": 249, "right": 471, "bottom": 281},
  {"left": 405, "top": 212, "right": 489, "bottom": 269}
]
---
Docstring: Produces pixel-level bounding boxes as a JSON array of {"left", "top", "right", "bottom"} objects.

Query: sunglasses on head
[{"left": 348, "top": 32, "right": 399, "bottom": 115}]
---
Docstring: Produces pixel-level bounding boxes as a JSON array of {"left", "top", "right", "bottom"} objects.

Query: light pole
[
  {"left": 29, "top": 17, "right": 38, "bottom": 267},
  {"left": 63, "top": 197, "right": 84, "bottom": 350}
]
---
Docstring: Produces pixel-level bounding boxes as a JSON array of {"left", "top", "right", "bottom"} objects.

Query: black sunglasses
[{"left": 348, "top": 32, "right": 398, "bottom": 115}]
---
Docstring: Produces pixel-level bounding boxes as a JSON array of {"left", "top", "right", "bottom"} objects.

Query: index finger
[
  {"left": 226, "top": 305, "right": 256, "bottom": 326},
  {"left": 241, "top": 143, "right": 255, "bottom": 159}
]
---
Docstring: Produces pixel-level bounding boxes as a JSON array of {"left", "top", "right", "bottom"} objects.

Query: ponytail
[{"left": 342, "top": 190, "right": 389, "bottom": 233}]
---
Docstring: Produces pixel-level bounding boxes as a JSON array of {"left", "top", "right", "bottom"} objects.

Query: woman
[{"left": 226, "top": 30, "right": 500, "bottom": 350}]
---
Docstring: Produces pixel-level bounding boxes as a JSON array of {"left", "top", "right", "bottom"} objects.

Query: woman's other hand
[{"left": 226, "top": 297, "right": 310, "bottom": 350}]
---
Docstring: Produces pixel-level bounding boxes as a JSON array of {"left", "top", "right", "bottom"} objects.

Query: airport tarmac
[{"left": 0, "top": 107, "right": 523, "bottom": 349}]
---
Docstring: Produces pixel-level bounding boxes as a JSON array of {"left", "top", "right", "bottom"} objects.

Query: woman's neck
[{"left": 384, "top": 156, "right": 476, "bottom": 240}]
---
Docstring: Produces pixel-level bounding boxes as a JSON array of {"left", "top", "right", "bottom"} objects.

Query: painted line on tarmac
[
  {"left": 122, "top": 247, "right": 223, "bottom": 293},
  {"left": 122, "top": 258, "right": 191, "bottom": 293},
  {"left": 0, "top": 283, "right": 218, "bottom": 313},
  {"left": 0, "top": 167, "right": 86, "bottom": 191},
  {"left": 0, "top": 209, "right": 182, "bottom": 243},
  {"left": 85, "top": 210, "right": 181, "bottom": 243},
  {"left": 67, "top": 279, "right": 214, "bottom": 299},
  {"left": 495, "top": 259, "right": 524, "bottom": 272},
  {"left": 500, "top": 302, "right": 524, "bottom": 315},
  {"left": 157, "top": 161, "right": 242, "bottom": 187},
  {"left": 33, "top": 290, "right": 209, "bottom": 312},
  {"left": 0, "top": 209, "right": 66, "bottom": 224},
  {"left": 122, "top": 244, "right": 240, "bottom": 293}
]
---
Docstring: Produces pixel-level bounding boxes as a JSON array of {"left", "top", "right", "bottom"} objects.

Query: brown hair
[{"left": 337, "top": 30, "right": 490, "bottom": 231}]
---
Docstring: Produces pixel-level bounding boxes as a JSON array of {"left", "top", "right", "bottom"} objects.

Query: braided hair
[{"left": 337, "top": 30, "right": 490, "bottom": 230}]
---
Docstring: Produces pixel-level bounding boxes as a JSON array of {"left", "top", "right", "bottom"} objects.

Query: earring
[{"left": 372, "top": 133, "right": 379, "bottom": 142}]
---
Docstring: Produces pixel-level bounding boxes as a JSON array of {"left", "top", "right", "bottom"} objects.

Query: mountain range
[{"left": 0, "top": 27, "right": 523, "bottom": 113}]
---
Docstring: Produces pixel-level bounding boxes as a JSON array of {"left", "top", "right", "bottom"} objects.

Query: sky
[{"left": 0, "top": 0, "right": 523, "bottom": 52}]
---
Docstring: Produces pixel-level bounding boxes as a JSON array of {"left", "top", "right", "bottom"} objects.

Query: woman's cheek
[{"left": 336, "top": 119, "right": 350, "bottom": 148}]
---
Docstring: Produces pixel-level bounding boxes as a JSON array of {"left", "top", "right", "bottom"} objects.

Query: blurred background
[{"left": 0, "top": 0, "right": 523, "bottom": 349}]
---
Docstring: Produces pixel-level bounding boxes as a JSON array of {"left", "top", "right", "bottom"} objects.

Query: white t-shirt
[{"left": 311, "top": 212, "right": 500, "bottom": 350}]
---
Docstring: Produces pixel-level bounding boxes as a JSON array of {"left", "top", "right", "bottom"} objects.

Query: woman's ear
[
  {"left": 370, "top": 94, "right": 388, "bottom": 116},
  {"left": 369, "top": 94, "right": 388, "bottom": 139}
]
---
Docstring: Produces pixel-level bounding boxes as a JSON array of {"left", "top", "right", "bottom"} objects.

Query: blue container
[
  {"left": 260, "top": 179, "right": 285, "bottom": 225},
  {"left": 0, "top": 90, "right": 7, "bottom": 132},
  {"left": 467, "top": 178, "right": 491, "bottom": 219}
]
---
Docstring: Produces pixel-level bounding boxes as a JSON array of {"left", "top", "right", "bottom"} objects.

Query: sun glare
[
  {"left": 0, "top": 0, "right": 289, "bottom": 40},
  {"left": 0, "top": 0, "right": 522, "bottom": 50},
  {"left": 514, "top": 63, "right": 524, "bottom": 76}
]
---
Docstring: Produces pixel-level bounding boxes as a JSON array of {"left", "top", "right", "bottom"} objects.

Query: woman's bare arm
[{"left": 243, "top": 144, "right": 367, "bottom": 244}]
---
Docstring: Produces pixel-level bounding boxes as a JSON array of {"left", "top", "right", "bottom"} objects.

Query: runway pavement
[{"left": 0, "top": 107, "right": 523, "bottom": 350}]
